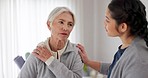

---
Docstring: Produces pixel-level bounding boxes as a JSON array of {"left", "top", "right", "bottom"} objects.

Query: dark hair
[{"left": 108, "top": 0, "right": 148, "bottom": 46}]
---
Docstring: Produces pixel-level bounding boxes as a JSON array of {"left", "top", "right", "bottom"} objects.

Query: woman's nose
[{"left": 62, "top": 25, "right": 68, "bottom": 31}]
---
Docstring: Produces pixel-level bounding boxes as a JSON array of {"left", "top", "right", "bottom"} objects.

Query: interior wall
[
  {"left": 82, "top": 0, "right": 122, "bottom": 63},
  {"left": 81, "top": 0, "right": 95, "bottom": 60},
  {"left": 94, "top": 0, "right": 122, "bottom": 62},
  {"left": 82, "top": 0, "right": 148, "bottom": 63}
]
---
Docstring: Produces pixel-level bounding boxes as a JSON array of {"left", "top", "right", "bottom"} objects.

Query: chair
[
  {"left": 14, "top": 55, "right": 25, "bottom": 69},
  {"left": 14, "top": 52, "right": 30, "bottom": 69}
]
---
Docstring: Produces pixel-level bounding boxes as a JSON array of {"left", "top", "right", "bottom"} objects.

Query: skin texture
[
  {"left": 77, "top": 8, "right": 135, "bottom": 71},
  {"left": 104, "top": 8, "right": 120, "bottom": 37},
  {"left": 32, "top": 12, "right": 74, "bottom": 62}
]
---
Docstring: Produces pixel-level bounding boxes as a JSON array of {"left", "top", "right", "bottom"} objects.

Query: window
[{"left": 0, "top": 0, "right": 83, "bottom": 78}]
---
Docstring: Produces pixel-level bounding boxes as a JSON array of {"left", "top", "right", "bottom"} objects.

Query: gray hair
[{"left": 47, "top": 7, "right": 75, "bottom": 25}]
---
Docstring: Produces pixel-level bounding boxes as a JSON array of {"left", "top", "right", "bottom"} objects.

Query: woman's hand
[
  {"left": 77, "top": 44, "right": 90, "bottom": 65},
  {"left": 32, "top": 46, "right": 52, "bottom": 62},
  {"left": 77, "top": 44, "right": 101, "bottom": 71}
]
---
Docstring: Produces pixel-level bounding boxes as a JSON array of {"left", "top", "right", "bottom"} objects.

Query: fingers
[
  {"left": 33, "top": 49, "right": 40, "bottom": 54},
  {"left": 77, "top": 43, "right": 90, "bottom": 64},
  {"left": 77, "top": 44, "right": 84, "bottom": 49},
  {"left": 32, "top": 46, "right": 52, "bottom": 62},
  {"left": 42, "top": 46, "right": 49, "bottom": 53},
  {"left": 32, "top": 48, "right": 44, "bottom": 59},
  {"left": 77, "top": 44, "right": 85, "bottom": 54},
  {"left": 32, "top": 52, "right": 42, "bottom": 59},
  {"left": 35, "top": 46, "right": 46, "bottom": 55},
  {"left": 77, "top": 44, "right": 86, "bottom": 57},
  {"left": 78, "top": 48, "right": 82, "bottom": 55}
]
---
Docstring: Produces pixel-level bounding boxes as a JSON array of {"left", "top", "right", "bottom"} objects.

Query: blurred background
[{"left": 0, "top": 0, "right": 148, "bottom": 78}]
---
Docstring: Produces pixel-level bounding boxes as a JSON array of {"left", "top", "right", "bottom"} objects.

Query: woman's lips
[{"left": 60, "top": 33, "right": 68, "bottom": 35}]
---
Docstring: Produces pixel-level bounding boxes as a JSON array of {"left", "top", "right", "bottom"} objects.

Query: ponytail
[
  {"left": 136, "top": 21, "right": 148, "bottom": 47},
  {"left": 143, "top": 28, "right": 148, "bottom": 46}
]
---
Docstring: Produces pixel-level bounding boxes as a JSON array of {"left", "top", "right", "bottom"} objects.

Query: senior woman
[{"left": 18, "top": 7, "right": 83, "bottom": 78}]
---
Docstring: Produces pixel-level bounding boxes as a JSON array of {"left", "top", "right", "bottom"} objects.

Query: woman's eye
[
  {"left": 69, "top": 24, "right": 73, "bottom": 27},
  {"left": 105, "top": 19, "right": 109, "bottom": 23},
  {"left": 59, "top": 21, "right": 64, "bottom": 24},
  {"left": 68, "top": 23, "right": 74, "bottom": 27}
]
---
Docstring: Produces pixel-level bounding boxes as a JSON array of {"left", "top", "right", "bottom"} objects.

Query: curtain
[{"left": 0, "top": 0, "right": 83, "bottom": 78}]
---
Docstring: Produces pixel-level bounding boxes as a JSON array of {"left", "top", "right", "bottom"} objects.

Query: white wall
[
  {"left": 81, "top": 0, "right": 95, "bottom": 60},
  {"left": 81, "top": 0, "right": 148, "bottom": 63},
  {"left": 81, "top": 0, "right": 121, "bottom": 63}
]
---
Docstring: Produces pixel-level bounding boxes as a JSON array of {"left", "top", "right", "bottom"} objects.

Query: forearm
[
  {"left": 47, "top": 59, "right": 83, "bottom": 78},
  {"left": 18, "top": 54, "right": 37, "bottom": 78},
  {"left": 86, "top": 60, "right": 101, "bottom": 72}
]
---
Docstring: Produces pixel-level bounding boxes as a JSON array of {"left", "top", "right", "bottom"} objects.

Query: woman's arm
[
  {"left": 33, "top": 45, "right": 83, "bottom": 78},
  {"left": 77, "top": 44, "right": 110, "bottom": 75},
  {"left": 77, "top": 44, "right": 101, "bottom": 71},
  {"left": 18, "top": 54, "right": 37, "bottom": 78},
  {"left": 47, "top": 53, "right": 83, "bottom": 78}
]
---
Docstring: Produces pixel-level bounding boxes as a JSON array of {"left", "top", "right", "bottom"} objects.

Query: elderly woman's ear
[{"left": 47, "top": 21, "right": 51, "bottom": 30}]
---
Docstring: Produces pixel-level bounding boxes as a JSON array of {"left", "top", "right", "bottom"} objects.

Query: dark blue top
[{"left": 107, "top": 45, "right": 127, "bottom": 78}]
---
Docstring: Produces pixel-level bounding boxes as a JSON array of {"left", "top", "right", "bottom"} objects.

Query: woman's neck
[
  {"left": 120, "top": 35, "right": 135, "bottom": 49},
  {"left": 49, "top": 37, "right": 67, "bottom": 52}
]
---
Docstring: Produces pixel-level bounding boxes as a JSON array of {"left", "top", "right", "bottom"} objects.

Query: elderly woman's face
[{"left": 50, "top": 12, "right": 74, "bottom": 40}]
